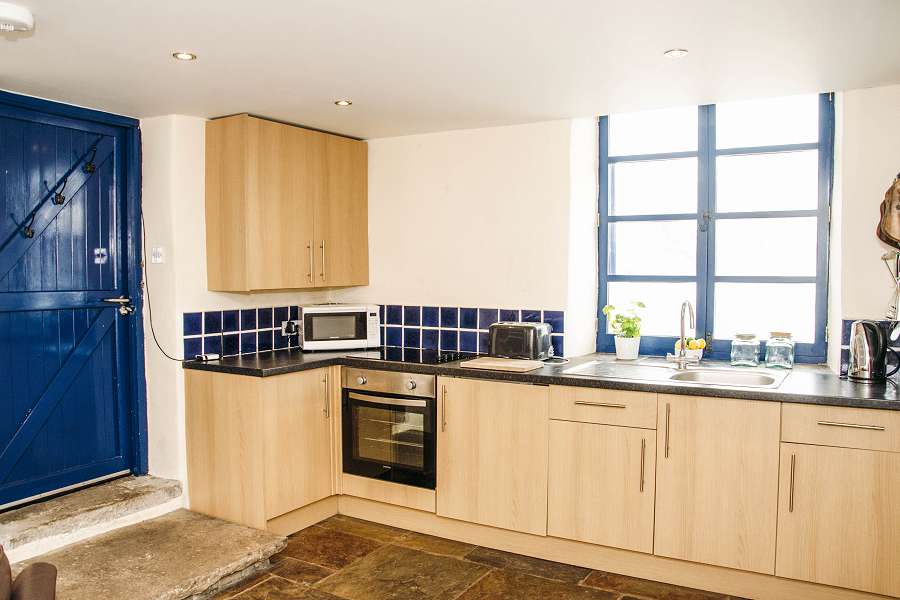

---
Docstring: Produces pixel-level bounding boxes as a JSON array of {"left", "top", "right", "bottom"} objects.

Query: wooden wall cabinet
[
  {"left": 205, "top": 114, "right": 368, "bottom": 291},
  {"left": 436, "top": 377, "right": 549, "bottom": 536},
  {"left": 185, "top": 368, "right": 334, "bottom": 529},
  {"left": 776, "top": 443, "right": 900, "bottom": 597},
  {"left": 653, "top": 394, "right": 780, "bottom": 574}
]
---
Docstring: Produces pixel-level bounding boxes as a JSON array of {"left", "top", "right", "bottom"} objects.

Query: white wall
[
  {"left": 335, "top": 119, "right": 598, "bottom": 354},
  {"left": 140, "top": 115, "right": 329, "bottom": 484},
  {"left": 838, "top": 84, "right": 900, "bottom": 321}
]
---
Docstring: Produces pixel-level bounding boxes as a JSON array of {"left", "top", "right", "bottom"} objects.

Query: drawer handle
[
  {"left": 574, "top": 401, "right": 627, "bottom": 409},
  {"left": 816, "top": 420, "right": 885, "bottom": 431}
]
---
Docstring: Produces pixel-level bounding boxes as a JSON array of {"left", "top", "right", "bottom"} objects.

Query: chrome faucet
[{"left": 667, "top": 300, "right": 699, "bottom": 370}]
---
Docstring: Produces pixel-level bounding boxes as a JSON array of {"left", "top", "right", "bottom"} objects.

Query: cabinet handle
[
  {"left": 639, "top": 438, "right": 646, "bottom": 493},
  {"left": 788, "top": 453, "right": 796, "bottom": 513},
  {"left": 574, "top": 401, "right": 626, "bottom": 409},
  {"left": 307, "top": 242, "right": 314, "bottom": 283},
  {"left": 323, "top": 371, "right": 329, "bottom": 418},
  {"left": 816, "top": 420, "right": 885, "bottom": 431},
  {"left": 664, "top": 403, "right": 671, "bottom": 458},
  {"left": 320, "top": 240, "right": 326, "bottom": 282},
  {"left": 441, "top": 384, "right": 447, "bottom": 431}
]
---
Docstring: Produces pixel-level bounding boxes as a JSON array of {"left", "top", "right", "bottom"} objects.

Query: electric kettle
[{"left": 847, "top": 320, "right": 900, "bottom": 382}]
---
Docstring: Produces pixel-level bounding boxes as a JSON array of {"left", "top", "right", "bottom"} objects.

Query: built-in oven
[{"left": 341, "top": 367, "right": 436, "bottom": 489}]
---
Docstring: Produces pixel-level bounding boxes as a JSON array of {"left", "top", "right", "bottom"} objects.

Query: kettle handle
[{"left": 888, "top": 347, "right": 900, "bottom": 378}]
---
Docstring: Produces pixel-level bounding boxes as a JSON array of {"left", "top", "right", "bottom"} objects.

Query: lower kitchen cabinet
[
  {"left": 776, "top": 443, "right": 900, "bottom": 597},
  {"left": 654, "top": 394, "right": 780, "bottom": 574},
  {"left": 548, "top": 420, "right": 655, "bottom": 553},
  {"left": 185, "top": 368, "right": 334, "bottom": 529},
  {"left": 436, "top": 377, "right": 549, "bottom": 536}
]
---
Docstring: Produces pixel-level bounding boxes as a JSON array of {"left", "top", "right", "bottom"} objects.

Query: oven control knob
[
  {"left": 406, "top": 380, "right": 417, "bottom": 390},
  {"left": 356, "top": 376, "right": 367, "bottom": 385}
]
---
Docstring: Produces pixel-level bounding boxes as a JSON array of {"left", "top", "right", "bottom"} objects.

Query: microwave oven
[{"left": 300, "top": 304, "right": 380, "bottom": 351}]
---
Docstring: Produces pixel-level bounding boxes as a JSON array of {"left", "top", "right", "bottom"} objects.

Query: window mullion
[{"left": 697, "top": 104, "right": 716, "bottom": 346}]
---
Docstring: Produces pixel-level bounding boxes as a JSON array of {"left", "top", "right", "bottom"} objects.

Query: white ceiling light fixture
[
  {"left": 0, "top": 2, "right": 34, "bottom": 32},
  {"left": 334, "top": 99, "right": 352, "bottom": 107},
  {"left": 172, "top": 51, "right": 197, "bottom": 61},
  {"left": 663, "top": 48, "right": 689, "bottom": 58}
]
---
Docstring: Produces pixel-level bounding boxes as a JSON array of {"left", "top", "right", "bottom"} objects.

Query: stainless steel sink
[
  {"left": 668, "top": 368, "right": 785, "bottom": 388},
  {"left": 562, "top": 359, "right": 788, "bottom": 389},
  {"left": 562, "top": 360, "right": 674, "bottom": 382}
]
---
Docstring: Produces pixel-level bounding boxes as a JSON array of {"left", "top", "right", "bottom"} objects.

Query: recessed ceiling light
[
  {"left": 663, "top": 48, "right": 689, "bottom": 58},
  {"left": 172, "top": 52, "right": 197, "bottom": 61},
  {"left": 334, "top": 99, "right": 352, "bottom": 107}
]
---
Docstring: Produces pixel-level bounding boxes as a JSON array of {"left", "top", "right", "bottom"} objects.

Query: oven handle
[{"left": 347, "top": 391, "right": 428, "bottom": 408}]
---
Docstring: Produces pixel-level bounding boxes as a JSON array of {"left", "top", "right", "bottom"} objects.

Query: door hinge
[{"left": 596, "top": 213, "right": 601, "bottom": 229}]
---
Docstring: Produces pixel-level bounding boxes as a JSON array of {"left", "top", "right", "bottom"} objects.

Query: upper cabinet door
[
  {"left": 776, "top": 443, "right": 900, "bottom": 597},
  {"left": 316, "top": 134, "right": 368, "bottom": 288},
  {"left": 654, "top": 394, "right": 780, "bottom": 574},
  {"left": 205, "top": 115, "right": 367, "bottom": 291},
  {"left": 436, "top": 377, "right": 549, "bottom": 536},
  {"left": 245, "top": 118, "right": 319, "bottom": 291}
]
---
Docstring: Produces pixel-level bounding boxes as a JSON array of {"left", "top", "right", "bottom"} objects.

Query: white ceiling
[{"left": 2, "top": 0, "right": 899, "bottom": 139}]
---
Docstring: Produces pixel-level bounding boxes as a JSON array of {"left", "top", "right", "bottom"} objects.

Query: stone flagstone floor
[{"left": 213, "top": 515, "right": 749, "bottom": 600}]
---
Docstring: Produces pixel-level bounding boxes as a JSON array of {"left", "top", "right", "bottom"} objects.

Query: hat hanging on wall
[{"left": 877, "top": 173, "right": 900, "bottom": 250}]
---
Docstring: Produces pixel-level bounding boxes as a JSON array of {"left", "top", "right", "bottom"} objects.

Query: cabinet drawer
[
  {"left": 549, "top": 386, "right": 656, "bottom": 429},
  {"left": 782, "top": 404, "right": 900, "bottom": 452}
]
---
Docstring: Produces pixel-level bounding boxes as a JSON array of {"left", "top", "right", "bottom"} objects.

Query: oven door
[{"left": 342, "top": 390, "right": 435, "bottom": 489}]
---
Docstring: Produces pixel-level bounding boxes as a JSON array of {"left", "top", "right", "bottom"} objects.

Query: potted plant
[{"left": 602, "top": 301, "right": 645, "bottom": 360}]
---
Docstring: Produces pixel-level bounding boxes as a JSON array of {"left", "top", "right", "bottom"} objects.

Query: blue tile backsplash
[
  {"left": 380, "top": 304, "right": 565, "bottom": 356},
  {"left": 183, "top": 303, "right": 566, "bottom": 359}
]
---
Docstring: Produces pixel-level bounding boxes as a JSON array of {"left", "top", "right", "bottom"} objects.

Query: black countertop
[{"left": 182, "top": 349, "right": 900, "bottom": 411}]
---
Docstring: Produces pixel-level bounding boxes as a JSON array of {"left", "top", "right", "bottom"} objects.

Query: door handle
[
  {"left": 103, "top": 296, "right": 134, "bottom": 315},
  {"left": 639, "top": 438, "right": 646, "bottom": 493},
  {"left": 307, "top": 242, "right": 314, "bottom": 283},
  {"left": 320, "top": 240, "right": 326, "bottom": 283},
  {"left": 323, "top": 371, "right": 329, "bottom": 418},
  {"left": 441, "top": 384, "right": 447, "bottom": 431},
  {"left": 788, "top": 453, "right": 796, "bottom": 513},
  {"left": 664, "top": 403, "right": 671, "bottom": 458}
]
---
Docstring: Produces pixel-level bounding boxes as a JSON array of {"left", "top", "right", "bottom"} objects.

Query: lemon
[
  {"left": 697, "top": 338, "right": 706, "bottom": 349},
  {"left": 688, "top": 340, "right": 700, "bottom": 350}
]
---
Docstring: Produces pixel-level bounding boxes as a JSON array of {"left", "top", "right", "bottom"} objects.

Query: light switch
[{"left": 151, "top": 247, "right": 165, "bottom": 264}]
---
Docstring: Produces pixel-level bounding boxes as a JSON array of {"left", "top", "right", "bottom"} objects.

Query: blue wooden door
[{"left": 0, "top": 101, "right": 138, "bottom": 506}]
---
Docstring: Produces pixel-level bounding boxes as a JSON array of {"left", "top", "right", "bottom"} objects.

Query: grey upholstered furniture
[{"left": 0, "top": 546, "right": 56, "bottom": 600}]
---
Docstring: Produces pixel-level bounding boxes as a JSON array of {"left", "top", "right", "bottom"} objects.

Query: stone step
[
  {"left": 0, "top": 475, "right": 182, "bottom": 562},
  {"left": 12, "top": 509, "right": 287, "bottom": 600}
]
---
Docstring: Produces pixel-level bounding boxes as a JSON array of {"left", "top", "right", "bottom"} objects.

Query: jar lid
[
  {"left": 770, "top": 331, "right": 792, "bottom": 339},
  {"left": 735, "top": 333, "right": 757, "bottom": 341}
]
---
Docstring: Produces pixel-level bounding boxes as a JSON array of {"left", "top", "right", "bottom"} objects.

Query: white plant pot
[{"left": 614, "top": 335, "right": 641, "bottom": 360}]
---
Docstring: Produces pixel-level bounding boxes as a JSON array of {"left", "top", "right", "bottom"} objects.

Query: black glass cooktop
[{"left": 347, "top": 347, "right": 479, "bottom": 365}]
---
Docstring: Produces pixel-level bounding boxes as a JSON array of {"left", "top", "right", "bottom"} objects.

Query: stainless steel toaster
[{"left": 488, "top": 322, "right": 553, "bottom": 359}]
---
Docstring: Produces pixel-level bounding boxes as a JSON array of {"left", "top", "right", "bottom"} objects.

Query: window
[{"left": 598, "top": 93, "right": 833, "bottom": 362}]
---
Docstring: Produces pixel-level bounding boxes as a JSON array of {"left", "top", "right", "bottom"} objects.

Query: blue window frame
[{"left": 597, "top": 93, "right": 834, "bottom": 363}]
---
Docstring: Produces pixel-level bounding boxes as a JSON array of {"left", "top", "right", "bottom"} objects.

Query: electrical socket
[{"left": 281, "top": 320, "right": 300, "bottom": 337}]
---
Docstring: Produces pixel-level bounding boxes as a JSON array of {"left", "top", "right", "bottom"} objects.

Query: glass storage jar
[
  {"left": 730, "top": 334, "right": 760, "bottom": 366},
  {"left": 765, "top": 331, "right": 795, "bottom": 369}
]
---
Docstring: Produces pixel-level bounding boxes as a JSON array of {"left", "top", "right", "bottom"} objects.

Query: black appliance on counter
[
  {"left": 488, "top": 321, "right": 553, "bottom": 359},
  {"left": 341, "top": 367, "right": 437, "bottom": 489}
]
